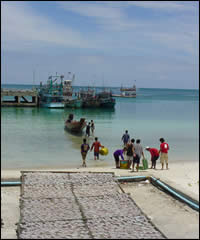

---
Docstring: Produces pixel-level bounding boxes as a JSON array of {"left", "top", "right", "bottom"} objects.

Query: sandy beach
[
  {"left": 1, "top": 161, "right": 199, "bottom": 239},
  {"left": 2, "top": 161, "right": 199, "bottom": 197}
]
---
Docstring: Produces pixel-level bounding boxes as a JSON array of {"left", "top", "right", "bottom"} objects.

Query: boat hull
[
  {"left": 65, "top": 119, "right": 86, "bottom": 133},
  {"left": 64, "top": 99, "right": 82, "bottom": 108},
  {"left": 112, "top": 94, "right": 136, "bottom": 98},
  {"left": 100, "top": 98, "right": 116, "bottom": 108},
  {"left": 82, "top": 100, "right": 101, "bottom": 108},
  {"left": 40, "top": 102, "right": 65, "bottom": 108}
]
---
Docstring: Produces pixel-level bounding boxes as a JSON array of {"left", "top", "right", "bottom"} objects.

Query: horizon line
[{"left": 1, "top": 83, "right": 199, "bottom": 91}]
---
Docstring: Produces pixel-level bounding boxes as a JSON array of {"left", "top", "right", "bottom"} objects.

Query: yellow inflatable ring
[{"left": 99, "top": 147, "right": 109, "bottom": 156}]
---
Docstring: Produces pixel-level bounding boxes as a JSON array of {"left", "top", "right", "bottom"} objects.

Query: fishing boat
[
  {"left": 80, "top": 88, "right": 101, "bottom": 108},
  {"left": 97, "top": 90, "right": 116, "bottom": 108},
  {"left": 38, "top": 74, "right": 65, "bottom": 108},
  {"left": 62, "top": 72, "right": 83, "bottom": 108},
  {"left": 112, "top": 84, "right": 136, "bottom": 98},
  {"left": 63, "top": 72, "right": 74, "bottom": 101},
  {"left": 64, "top": 114, "right": 86, "bottom": 133},
  {"left": 64, "top": 98, "right": 83, "bottom": 108},
  {"left": 120, "top": 84, "right": 136, "bottom": 97}
]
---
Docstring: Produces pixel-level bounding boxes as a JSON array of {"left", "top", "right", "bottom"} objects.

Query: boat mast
[
  {"left": 134, "top": 80, "right": 136, "bottom": 89},
  {"left": 32, "top": 70, "right": 36, "bottom": 90}
]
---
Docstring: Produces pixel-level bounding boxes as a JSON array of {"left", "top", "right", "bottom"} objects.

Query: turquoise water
[{"left": 1, "top": 85, "right": 199, "bottom": 170}]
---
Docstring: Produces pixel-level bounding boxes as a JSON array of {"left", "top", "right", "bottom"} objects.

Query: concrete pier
[{"left": 1, "top": 89, "right": 39, "bottom": 107}]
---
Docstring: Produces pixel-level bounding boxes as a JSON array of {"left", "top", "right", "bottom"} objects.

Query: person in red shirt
[
  {"left": 159, "top": 138, "right": 169, "bottom": 170},
  {"left": 90, "top": 137, "right": 104, "bottom": 160},
  {"left": 145, "top": 146, "right": 159, "bottom": 169}
]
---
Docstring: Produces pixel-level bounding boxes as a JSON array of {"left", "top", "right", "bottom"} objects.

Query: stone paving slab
[
  {"left": 22, "top": 184, "right": 73, "bottom": 199},
  {"left": 73, "top": 184, "right": 120, "bottom": 197},
  {"left": 22, "top": 172, "right": 71, "bottom": 185},
  {"left": 77, "top": 193, "right": 142, "bottom": 219},
  {"left": 87, "top": 215, "right": 165, "bottom": 239},
  {"left": 20, "top": 198, "right": 82, "bottom": 222},
  {"left": 69, "top": 172, "right": 116, "bottom": 185},
  {"left": 18, "top": 220, "right": 92, "bottom": 239}
]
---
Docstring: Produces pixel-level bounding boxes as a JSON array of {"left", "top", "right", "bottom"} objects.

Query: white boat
[
  {"left": 63, "top": 72, "right": 74, "bottom": 101},
  {"left": 112, "top": 84, "right": 136, "bottom": 98}
]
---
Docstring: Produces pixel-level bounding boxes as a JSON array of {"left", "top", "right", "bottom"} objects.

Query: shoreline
[{"left": 1, "top": 161, "right": 199, "bottom": 201}]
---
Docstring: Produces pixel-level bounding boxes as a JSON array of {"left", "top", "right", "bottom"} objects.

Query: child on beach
[
  {"left": 91, "top": 120, "right": 95, "bottom": 136},
  {"left": 145, "top": 146, "right": 159, "bottom": 169},
  {"left": 113, "top": 148, "right": 127, "bottom": 168},
  {"left": 159, "top": 138, "right": 169, "bottom": 170},
  {"left": 81, "top": 138, "right": 90, "bottom": 167},
  {"left": 90, "top": 137, "right": 104, "bottom": 160},
  {"left": 132, "top": 139, "right": 145, "bottom": 172}
]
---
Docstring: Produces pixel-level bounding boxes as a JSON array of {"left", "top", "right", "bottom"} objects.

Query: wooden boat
[
  {"left": 64, "top": 99, "right": 83, "bottom": 108},
  {"left": 97, "top": 90, "right": 116, "bottom": 108},
  {"left": 100, "top": 97, "right": 116, "bottom": 107},
  {"left": 82, "top": 98, "right": 101, "bottom": 108},
  {"left": 79, "top": 88, "right": 101, "bottom": 108},
  {"left": 112, "top": 84, "right": 136, "bottom": 98},
  {"left": 64, "top": 114, "right": 86, "bottom": 133}
]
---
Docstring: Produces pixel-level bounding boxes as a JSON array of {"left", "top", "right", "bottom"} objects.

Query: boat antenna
[
  {"left": 68, "top": 72, "right": 71, "bottom": 79},
  {"left": 102, "top": 73, "right": 105, "bottom": 90},
  {"left": 32, "top": 69, "right": 36, "bottom": 90},
  {"left": 92, "top": 74, "right": 95, "bottom": 88},
  {"left": 72, "top": 73, "right": 75, "bottom": 84}
]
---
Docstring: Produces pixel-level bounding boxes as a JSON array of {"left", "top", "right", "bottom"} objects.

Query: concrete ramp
[{"left": 17, "top": 171, "right": 165, "bottom": 239}]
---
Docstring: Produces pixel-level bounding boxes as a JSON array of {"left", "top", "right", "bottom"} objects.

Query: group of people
[
  {"left": 85, "top": 120, "right": 95, "bottom": 137},
  {"left": 114, "top": 130, "right": 170, "bottom": 171},
  {"left": 81, "top": 126, "right": 170, "bottom": 171},
  {"left": 81, "top": 135, "right": 104, "bottom": 167}
]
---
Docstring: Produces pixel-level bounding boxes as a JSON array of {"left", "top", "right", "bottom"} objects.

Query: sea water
[{"left": 1, "top": 85, "right": 199, "bottom": 170}]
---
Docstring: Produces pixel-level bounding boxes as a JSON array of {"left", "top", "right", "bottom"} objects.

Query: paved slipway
[{"left": 1, "top": 168, "right": 199, "bottom": 239}]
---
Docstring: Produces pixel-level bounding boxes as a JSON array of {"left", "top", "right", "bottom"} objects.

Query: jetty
[{"left": 1, "top": 89, "right": 38, "bottom": 107}]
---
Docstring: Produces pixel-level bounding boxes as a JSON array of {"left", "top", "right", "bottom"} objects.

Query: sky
[{"left": 1, "top": 1, "right": 199, "bottom": 89}]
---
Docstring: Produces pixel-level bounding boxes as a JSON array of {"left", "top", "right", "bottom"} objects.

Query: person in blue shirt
[
  {"left": 121, "top": 130, "right": 130, "bottom": 146},
  {"left": 113, "top": 148, "right": 126, "bottom": 168}
]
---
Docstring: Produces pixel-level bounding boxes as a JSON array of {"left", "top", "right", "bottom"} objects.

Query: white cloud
[
  {"left": 60, "top": 1, "right": 124, "bottom": 20},
  {"left": 127, "top": 1, "right": 198, "bottom": 12},
  {"left": 1, "top": 2, "right": 94, "bottom": 52},
  {"left": 58, "top": 1, "right": 199, "bottom": 57},
  {"left": 58, "top": 1, "right": 140, "bottom": 32},
  {"left": 1, "top": 1, "right": 198, "bottom": 89},
  {"left": 2, "top": 1, "right": 198, "bottom": 58}
]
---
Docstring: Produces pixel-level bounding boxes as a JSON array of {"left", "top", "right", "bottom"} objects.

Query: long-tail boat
[{"left": 64, "top": 114, "right": 86, "bottom": 133}]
